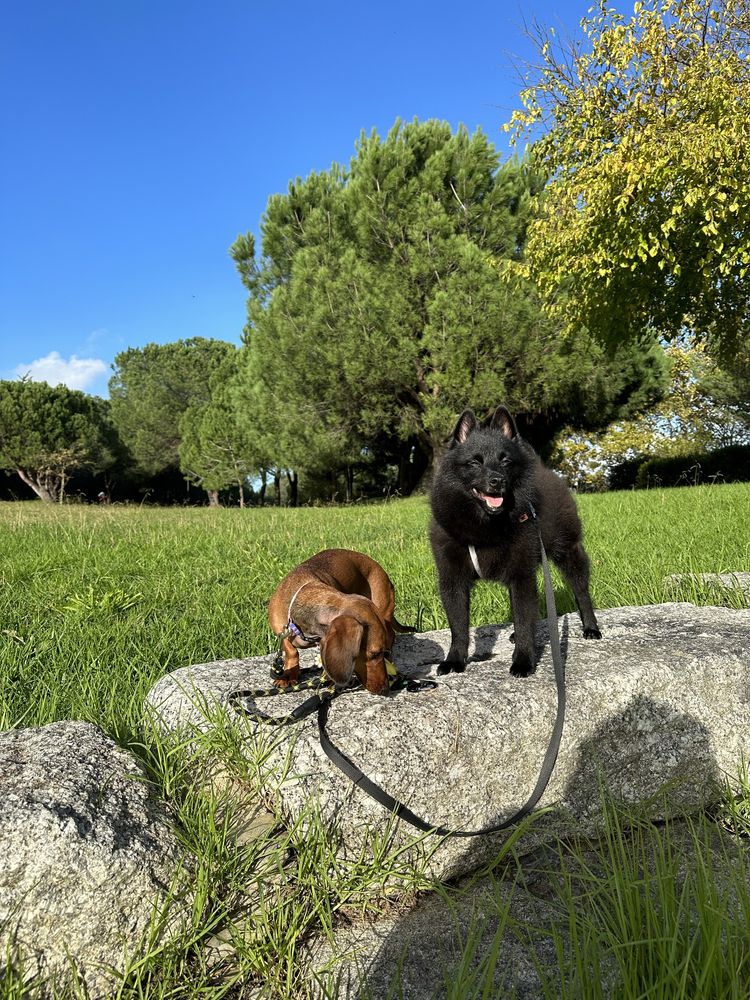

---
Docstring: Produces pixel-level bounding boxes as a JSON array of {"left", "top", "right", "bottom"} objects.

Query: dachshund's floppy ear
[
  {"left": 449, "top": 409, "right": 477, "bottom": 446},
  {"left": 489, "top": 405, "right": 518, "bottom": 440},
  {"left": 320, "top": 615, "right": 364, "bottom": 689}
]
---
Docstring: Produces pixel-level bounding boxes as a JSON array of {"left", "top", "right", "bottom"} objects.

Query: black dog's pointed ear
[
  {"left": 489, "top": 405, "right": 519, "bottom": 439},
  {"left": 450, "top": 410, "right": 477, "bottom": 446}
]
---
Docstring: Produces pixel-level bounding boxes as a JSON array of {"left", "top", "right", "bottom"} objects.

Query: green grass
[{"left": 1, "top": 483, "right": 749, "bottom": 999}]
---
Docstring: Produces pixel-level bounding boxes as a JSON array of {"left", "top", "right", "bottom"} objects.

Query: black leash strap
[{"left": 317, "top": 505, "right": 567, "bottom": 837}]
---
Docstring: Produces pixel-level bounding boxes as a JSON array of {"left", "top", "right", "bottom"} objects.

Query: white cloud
[{"left": 13, "top": 352, "right": 109, "bottom": 393}]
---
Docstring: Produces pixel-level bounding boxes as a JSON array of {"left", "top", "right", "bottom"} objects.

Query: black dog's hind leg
[
  {"left": 554, "top": 541, "right": 602, "bottom": 639},
  {"left": 438, "top": 574, "right": 472, "bottom": 674},
  {"left": 508, "top": 574, "right": 539, "bottom": 677}
]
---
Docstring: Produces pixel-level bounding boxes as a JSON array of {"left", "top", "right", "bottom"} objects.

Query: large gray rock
[
  {"left": 146, "top": 604, "right": 750, "bottom": 882},
  {"left": 0, "top": 722, "right": 190, "bottom": 997}
]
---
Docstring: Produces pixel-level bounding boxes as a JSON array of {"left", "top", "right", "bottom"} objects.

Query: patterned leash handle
[
  {"left": 227, "top": 644, "right": 429, "bottom": 726},
  {"left": 228, "top": 644, "right": 337, "bottom": 726},
  {"left": 228, "top": 676, "right": 336, "bottom": 726}
]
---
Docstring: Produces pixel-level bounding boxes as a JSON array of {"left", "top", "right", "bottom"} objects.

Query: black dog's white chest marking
[
  {"left": 468, "top": 544, "right": 482, "bottom": 578},
  {"left": 468, "top": 509, "right": 532, "bottom": 579}
]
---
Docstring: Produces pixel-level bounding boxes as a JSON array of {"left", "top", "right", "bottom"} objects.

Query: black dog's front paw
[
  {"left": 438, "top": 658, "right": 466, "bottom": 675},
  {"left": 583, "top": 626, "right": 602, "bottom": 640},
  {"left": 510, "top": 651, "right": 535, "bottom": 678}
]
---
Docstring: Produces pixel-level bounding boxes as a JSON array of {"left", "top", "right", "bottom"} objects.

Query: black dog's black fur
[{"left": 429, "top": 405, "right": 602, "bottom": 677}]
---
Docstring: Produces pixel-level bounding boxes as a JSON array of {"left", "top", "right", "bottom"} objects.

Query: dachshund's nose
[{"left": 372, "top": 673, "right": 391, "bottom": 696}]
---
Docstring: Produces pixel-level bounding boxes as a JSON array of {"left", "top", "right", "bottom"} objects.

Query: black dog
[{"left": 429, "top": 405, "right": 602, "bottom": 677}]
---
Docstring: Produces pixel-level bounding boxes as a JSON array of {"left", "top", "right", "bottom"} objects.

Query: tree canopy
[
  {"left": 232, "top": 118, "right": 668, "bottom": 486},
  {"left": 109, "top": 338, "right": 236, "bottom": 475},
  {"left": 0, "top": 379, "right": 116, "bottom": 502},
  {"left": 507, "top": 0, "right": 750, "bottom": 362},
  {"left": 178, "top": 348, "right": 260, "bottom": 505}
]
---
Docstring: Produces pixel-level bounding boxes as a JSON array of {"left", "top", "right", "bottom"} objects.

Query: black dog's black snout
[{"left": 488, "top": 474, "right": 503, "bottom": 491}]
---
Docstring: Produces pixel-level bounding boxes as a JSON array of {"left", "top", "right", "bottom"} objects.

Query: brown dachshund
[{"left": 268, "top": 548, "right": 415, "bottom": 695}]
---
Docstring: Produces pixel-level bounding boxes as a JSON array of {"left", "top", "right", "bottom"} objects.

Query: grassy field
[{"left": 1, "top": 484, "right": 749, "bottom": 998}]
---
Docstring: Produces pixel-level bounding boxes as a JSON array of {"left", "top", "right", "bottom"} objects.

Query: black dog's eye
[{"left": 470, "top": 455, "right": 484, "bottom": 466}]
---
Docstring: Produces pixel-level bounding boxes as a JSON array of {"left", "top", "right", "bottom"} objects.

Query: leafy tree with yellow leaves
[{"left": 507, "top": 0, "right": 750, "bottom": 362}]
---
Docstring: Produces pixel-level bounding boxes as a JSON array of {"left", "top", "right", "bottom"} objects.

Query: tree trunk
[
  {"left": 285, "top": 469, "right": 298, "bottom": 507},
  {"left": 273, "top": 470, "right": 281, "bottom": 506},
  {"left": 238, "top": 480, "right": 245, "bottom": 509},
  {"left": 398, "top": 441, "right": 432, "bottom": 496},
  {"left": 16, "top": 468, "right": 56, "bottom": 503},
  {"left": 207, "top": 489, "right": 220, "bottom": 507},
  {"left": 345, "top": 465, "right": 354, "bottom": 502},
  {"left": 259, "top": 469, "right": 267, "bottom": 507},
  {"left": 515, "top": 412, "right": 564, "bottom": 461}
]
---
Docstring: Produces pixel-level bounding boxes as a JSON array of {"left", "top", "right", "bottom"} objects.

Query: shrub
[{"left": 632, "top": 445, "right": 750, "bottom": 489}]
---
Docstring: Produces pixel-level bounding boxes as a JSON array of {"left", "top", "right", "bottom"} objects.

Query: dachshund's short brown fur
[{"left": 268, "top": 548, "right": 415, "bottom": 695}]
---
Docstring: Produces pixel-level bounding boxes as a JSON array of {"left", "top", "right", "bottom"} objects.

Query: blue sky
[{"left": 2, "top": 0, "right": 588, "bottom": 398}]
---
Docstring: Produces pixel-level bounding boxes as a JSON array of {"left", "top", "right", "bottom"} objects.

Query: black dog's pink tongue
[{"left": 481, "top": 493, "right": 503, "bottom": 508}]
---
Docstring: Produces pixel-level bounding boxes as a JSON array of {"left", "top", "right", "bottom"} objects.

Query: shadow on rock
[
  {"left": 391, "top": 632, "right": 447, "bottom": 674},
  {"left": 317, "top": 697, "right": 722, "bottom": 1000},
  {"left": 562, "top": 693, "right": 722, "bottom": 822}
]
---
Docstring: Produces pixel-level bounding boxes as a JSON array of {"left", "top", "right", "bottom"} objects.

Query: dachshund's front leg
[{"left": 273, "top": 635, "right": 300, "bottom": 688}]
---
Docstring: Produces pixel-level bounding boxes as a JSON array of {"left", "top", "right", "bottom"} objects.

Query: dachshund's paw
[
  {"left": 583, "top": 626, "right": 602, "bottom": 640},
  {"left": 438, "top": 659, "right": 466, "bottom": 675}
]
